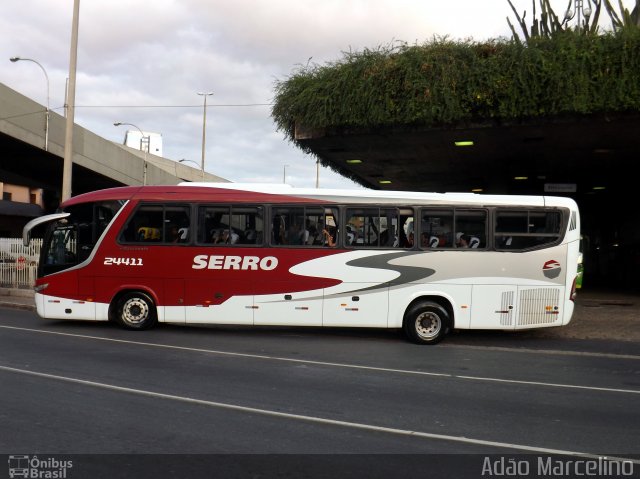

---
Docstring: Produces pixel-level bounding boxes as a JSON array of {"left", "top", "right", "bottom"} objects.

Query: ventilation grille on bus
[
  {"left": 500, "top": 291, "right": 514, "bottom": 326},
  {"left": 517, "top": 288, "right": 560, "bottom": 326},
  {"left": 569, "top": 211, "right": 577, "bottom": 231}
]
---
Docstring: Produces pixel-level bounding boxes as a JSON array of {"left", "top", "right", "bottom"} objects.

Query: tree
[{"left": 507, "top": 0, "right": 639, "bottom": 43}]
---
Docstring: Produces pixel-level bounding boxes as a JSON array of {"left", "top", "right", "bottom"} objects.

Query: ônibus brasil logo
[
  {"left": 8, "top": 455, "right": 73, "bottom": 478},
  {"left": 543, "top": 259, "right": 561, "bottom": 279}
]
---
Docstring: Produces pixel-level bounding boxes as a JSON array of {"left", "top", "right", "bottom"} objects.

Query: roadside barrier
[{"left": 0, "top": 238, "right": 41, "bottom": 289}]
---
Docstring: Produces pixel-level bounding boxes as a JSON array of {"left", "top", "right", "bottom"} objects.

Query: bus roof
[{"left": 61, "top": 183, "right": 578, "bottom": 209}]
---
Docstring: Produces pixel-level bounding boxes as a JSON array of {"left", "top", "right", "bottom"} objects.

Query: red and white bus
[{"left": 23, "top": 183, "right": 581, "bottom": 344}]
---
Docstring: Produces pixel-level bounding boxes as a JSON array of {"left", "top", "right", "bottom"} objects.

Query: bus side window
[
  {"left": 164, "top": 206, "right": 190, "bottom": 243},
  {"left": 495, "top": 210, "right": 561, "bottom": 250},
  {"left": 420, "top": 209, "right": 453, "bottom": 249},
  {"left": 345, "top": 207, "right": 396, "bottom": 248},
  {"left": 120, "top": 204, "right": 189, "bottom": 244},
  {"left": 454, "top": 209, "right": 487, "bottom": 250}
]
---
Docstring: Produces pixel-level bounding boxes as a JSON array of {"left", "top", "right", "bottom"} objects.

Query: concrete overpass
[{"left": 0, "top": 81, "right": 227, "bottom": 215}]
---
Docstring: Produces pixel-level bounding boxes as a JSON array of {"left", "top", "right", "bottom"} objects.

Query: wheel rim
[
  {"left": 122, "top": 297, "right": 149, "bottom": 325},
  {"left": 414, "top": 311, "right": 441, "bottom": 340}
]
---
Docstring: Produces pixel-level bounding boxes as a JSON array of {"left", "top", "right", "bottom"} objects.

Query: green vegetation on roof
[{"left": 272, "top": 27, "right": 640, "bottom": 143}]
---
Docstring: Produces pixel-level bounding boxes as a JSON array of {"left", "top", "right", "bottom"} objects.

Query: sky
[{"left": 0, "top": 0, "right": 623, "bottom": 190}]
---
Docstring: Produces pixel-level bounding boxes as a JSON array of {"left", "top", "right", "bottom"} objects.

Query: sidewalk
[
  {"left": 0, "top": 287, "right": 36, "bottom": 312},
  {"left": 1, "top": 287, "right": 637, "bottom": 342},
  {"left": 548, "top": 287, "right": 639, "bottom": 342}
]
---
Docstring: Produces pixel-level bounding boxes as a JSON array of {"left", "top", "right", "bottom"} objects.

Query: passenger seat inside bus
[{"left": 241, "top": 229, "right": 256, "bottom": 244}]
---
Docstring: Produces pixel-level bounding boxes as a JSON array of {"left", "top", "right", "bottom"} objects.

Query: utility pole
[
  {"left": 197, "top": 91, "right": 213, "bottom": 181},
  {"left": 62, "top": 0, "right": 80, "bottom": 202}
]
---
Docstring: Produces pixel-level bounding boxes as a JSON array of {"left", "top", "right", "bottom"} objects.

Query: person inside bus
[
  {"left": 212, "top": 229, "right": 236, "bottom": 244},
  {"left": 299, "top": 222, "right": 310, "bottom": 245},
  {"left": 406, "top": 232, "right": 415, "bottom": 247},
  {"left": 456, "top": 232, "right": 480, "bottom": 248},
  {"left": 272, "top": 215, "right": 286, "bottom": 245},
  {"left": 286, "top": 223, "right": 303, "bottom": 245},
  {"left": 420, "top": 232, "right": 429, "bottom": 247},
  {"left": 210, "top": 228, "right": 221, "bottom": 244},
  {"left": 322, "top": 226, "right": 337, "bottom": 247},
  {"left": 219, "top": 229, "right": 239, "bottom": 244},
  {"left": 456, "top": 232, "right": 470, "bottom": 248},
  {"left": 398, "top": 228, "right": 412, "bottom": 248},
  {"left": 169, "top": 225, "right": 181, "bottom": 243},
  {"left": 305, "top": 220, "right": 317, "bottom": 245}
]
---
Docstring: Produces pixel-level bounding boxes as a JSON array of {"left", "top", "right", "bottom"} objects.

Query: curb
[
  {"left": 0, "top": 287, "right": 35, "bottom": 312},
  {"left": 0, "top": 301, "right": 36, "bottom": 312}
]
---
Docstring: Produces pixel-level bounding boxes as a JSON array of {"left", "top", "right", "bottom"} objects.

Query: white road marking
[
  {"left": 1, "top": 324, "right": 639, "bottom": 395},
  {"left": 1, "top": 364, "right": 637, "bottom": 463},
  {"left": 443, "top": 343, "right": 640, "bottom": 360}
]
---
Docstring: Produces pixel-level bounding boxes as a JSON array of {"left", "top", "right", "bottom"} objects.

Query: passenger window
[
  {"left": 119, "top": 204, "right": 190, "bottom": 244},
  {"left": 198, "top": 205, "right": 263, "bottom": 246},
  {"left": 495, "top": 210, "right": 562, "bottom": 250},
  {"left": 420, "top": 209, "right": 454, "bottom": 249},
  {"left": 231, "top": 206, "right": 264, "bottom": 245},
  {"left": 454, "top": 210, "right": 487, "bottom": 249},
  {"left": 345, "top": 207, "right": 401, "bottom": 248},
  {"left": 120, "top": 205, "right": 163, "bottom": 243},
  {"left": 270, "top": 206, "right": 335, "bottom": 247},
  {"left": 165, "top": 205, "right": 190, "bottom": 243}
]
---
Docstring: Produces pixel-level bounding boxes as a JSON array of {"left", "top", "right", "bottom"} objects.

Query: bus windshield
[{"left": 39, "top": 200, "right": 125, "bottom": 276}]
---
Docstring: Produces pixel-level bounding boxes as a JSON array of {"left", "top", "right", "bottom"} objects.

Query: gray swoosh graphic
[
  {"left": 324, "top": 251, "right": 435, "bottom": 299},
  {"left": 258, "top": 251, "right": 436, "bottom": 304}
]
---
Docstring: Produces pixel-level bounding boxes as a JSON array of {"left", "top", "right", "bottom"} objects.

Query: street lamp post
[
  {"left": 197, "top": 92, "right": 213, "bottom": 181},
  {"left": 10, "top": 56, "right": 50, "bottom": 151},
  {"left": 283, "top": 164, "right": 289, "bottom": 184},
  {"left": 114, "top": 122, "right": 148, "bottom": 185},
  {"left": 565, "top": 0, "right": 592, "bottom": 30}
]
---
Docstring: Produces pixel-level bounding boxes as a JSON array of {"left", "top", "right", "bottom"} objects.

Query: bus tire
[
  {"left": 403, "top": 301, "right": 450, "bottom": 345},
  {"left": 115, "top": 291, "right": 157, "bottom": 330}
]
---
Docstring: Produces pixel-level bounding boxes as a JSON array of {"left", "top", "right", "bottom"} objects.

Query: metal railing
[{"left": 0, "top": 238, "right": 42, "bottom": 289}]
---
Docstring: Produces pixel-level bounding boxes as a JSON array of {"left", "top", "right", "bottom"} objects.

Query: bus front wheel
[
  {"left": 403, "top": 301, "right": 450, "bottom": 345},
  {"left": 115, "top": 292, "right": 157, "bottom": 330}
]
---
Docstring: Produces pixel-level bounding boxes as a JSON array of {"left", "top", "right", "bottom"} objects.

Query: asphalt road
[{"left": 1, "top": 308, "right": 639, "bottom": 478}]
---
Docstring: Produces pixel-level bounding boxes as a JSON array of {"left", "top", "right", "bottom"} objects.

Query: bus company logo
[
  {"left": 8, "top": 455, "right": 73, "bottom": 478},
  {"left": 192, "top": 254, "right": 278, "bottom": 271},
  {"left": 542, "top": 259, "right": 561, "bottom": 279}
]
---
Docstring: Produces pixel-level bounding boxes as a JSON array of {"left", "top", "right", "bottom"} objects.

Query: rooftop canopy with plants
[{"left": 272, "top": 0, "right": 640, "bottom": 145}]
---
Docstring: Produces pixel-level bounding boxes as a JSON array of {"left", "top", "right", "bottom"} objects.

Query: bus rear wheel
[
  {"left": 115, "top": 292, "right": 157, "bottom": 330},
  {"left": 403, "top": 301, "right": 450, "bottom": 345}
]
